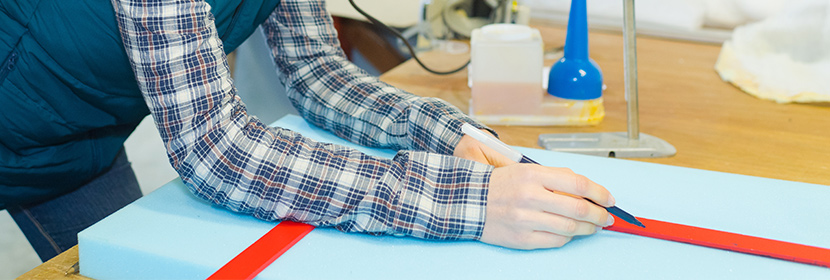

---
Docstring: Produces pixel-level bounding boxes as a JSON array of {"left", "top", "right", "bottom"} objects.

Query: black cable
[{"left": 347, "top": 0, "right": 470, "bottom": 75}]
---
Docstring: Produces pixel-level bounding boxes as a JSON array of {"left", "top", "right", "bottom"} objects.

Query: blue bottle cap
[{"left": 548, "top": 0, "right": 603, "bottom": 100}]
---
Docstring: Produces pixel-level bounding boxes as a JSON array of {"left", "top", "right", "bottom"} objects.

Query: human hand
[
  {"left": 453, "top": 133, "right": 514, "bottom": 168},
  {"left": 480, "top": 164, "right": 615, "bottom": 249}
]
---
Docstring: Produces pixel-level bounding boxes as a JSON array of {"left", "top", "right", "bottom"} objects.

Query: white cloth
[
  {"left": 524, "top": 0, "right": 705, "bottom": 31},
  {"left": 702, "top": 0, "right": 789, "bottom": 29},
  {"left": 715, "top": 0, "right": 830, "bottom": 103}
]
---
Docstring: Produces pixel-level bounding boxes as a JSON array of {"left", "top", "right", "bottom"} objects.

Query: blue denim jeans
[{"left": 8, "top": 148, "right": 143, "bottom": 262}]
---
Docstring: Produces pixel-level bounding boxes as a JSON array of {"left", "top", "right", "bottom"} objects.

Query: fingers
[
  {"left": 481, "top": 225, "right": 574, "bottom": 250},
  {"left": 524, "top": 210, "right": 602, "bottom": 237},
  {"left": 453, "top": 134, "right": 516, "bottom": 167},
  {"left": 480, "top": 206, "right": 601, "bottom": 250},
  {"left": 531, "top": 165, "right": 616, "bottom": 207},
  {"left": 531, "top": 192, "right": 614, "bottom": 228},
  {"left": 481, "top": 145, "right": 516, "bottom": 167},
  {"left": 515, "top": 232, "right": 573, "bottom": 250}
]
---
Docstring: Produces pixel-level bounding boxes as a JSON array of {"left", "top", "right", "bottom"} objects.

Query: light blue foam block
[{"left": 79, "top": 115, "right": 830, "bottom": 279}]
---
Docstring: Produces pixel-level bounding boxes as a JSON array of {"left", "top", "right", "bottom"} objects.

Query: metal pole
[
  {"left": 623, "top": 0, "right": 639, "bottom": 140},
  {"left": 538, "top": 0, "right": 676, "bottom": 158}
]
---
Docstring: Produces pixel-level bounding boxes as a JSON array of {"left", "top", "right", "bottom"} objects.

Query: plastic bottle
[{"left": 468, "top": 21, "right": 604, "bottom": 126}]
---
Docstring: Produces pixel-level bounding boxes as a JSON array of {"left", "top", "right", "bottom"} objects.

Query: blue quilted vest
[{"left": 0, "top": 0, "right": 281, "bottom": 209}]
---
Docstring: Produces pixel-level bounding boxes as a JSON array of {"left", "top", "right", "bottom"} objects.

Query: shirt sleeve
[
  {"left": 109, "top": 0, "right": 493, "bottom": 240},
  {"left": 262, "top": 0, "right": 491, "bottom": 155}
]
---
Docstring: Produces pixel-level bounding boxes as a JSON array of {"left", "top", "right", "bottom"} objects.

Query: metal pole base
[{"left": 538, "top": 132, "right": 676, "bottom": 158}]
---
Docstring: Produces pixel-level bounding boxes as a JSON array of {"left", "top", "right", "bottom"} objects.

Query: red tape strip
[
  {"left": 607, "top": 217, "right": 830, "bottom": 268},
  {"left": 209, "top": 217, "right": 829, "bottom": 279},
  {"left": 208, "top": 221, "right": 315, "bottom": 280}
]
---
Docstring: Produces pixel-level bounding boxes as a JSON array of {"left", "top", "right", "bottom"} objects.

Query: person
[{"left": 0, "top": 0, "right": 615, "bottom": 262}]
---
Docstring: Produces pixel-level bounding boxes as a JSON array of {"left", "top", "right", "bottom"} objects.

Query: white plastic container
[{"left": 469, "top": 24, "right": 604, "bottom": 126}]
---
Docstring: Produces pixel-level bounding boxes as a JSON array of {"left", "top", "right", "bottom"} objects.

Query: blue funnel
[{"left": 548, "top": 0, "right": 603, "bottom": 100}]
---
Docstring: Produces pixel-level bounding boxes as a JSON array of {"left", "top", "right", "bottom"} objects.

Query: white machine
[{"left": 406, "top": 0, "right": 530, "bottom": 49}]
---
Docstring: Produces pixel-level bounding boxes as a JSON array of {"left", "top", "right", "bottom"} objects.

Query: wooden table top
[{"left": 380, "top": 25, "right": 830, "bottom": 186}]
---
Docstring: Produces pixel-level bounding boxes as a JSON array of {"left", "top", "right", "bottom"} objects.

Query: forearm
[
  {"left": 262, "top": 0, "right": 489, "bottom": 156},
  {"left": 179, "top": 125, "right": 493, "bottom": 239}
]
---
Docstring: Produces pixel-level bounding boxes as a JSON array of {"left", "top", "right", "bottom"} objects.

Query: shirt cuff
[
  {"left": 389, "top": 151, "right": 493, "bottom": 240},
  {"left": 411, "top": 97, "right": 497, "bottom": 156}
]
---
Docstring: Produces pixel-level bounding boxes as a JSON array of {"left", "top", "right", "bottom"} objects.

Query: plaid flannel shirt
[{"left": 110, "top": 0, "right": 493, "bottom": 240}]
